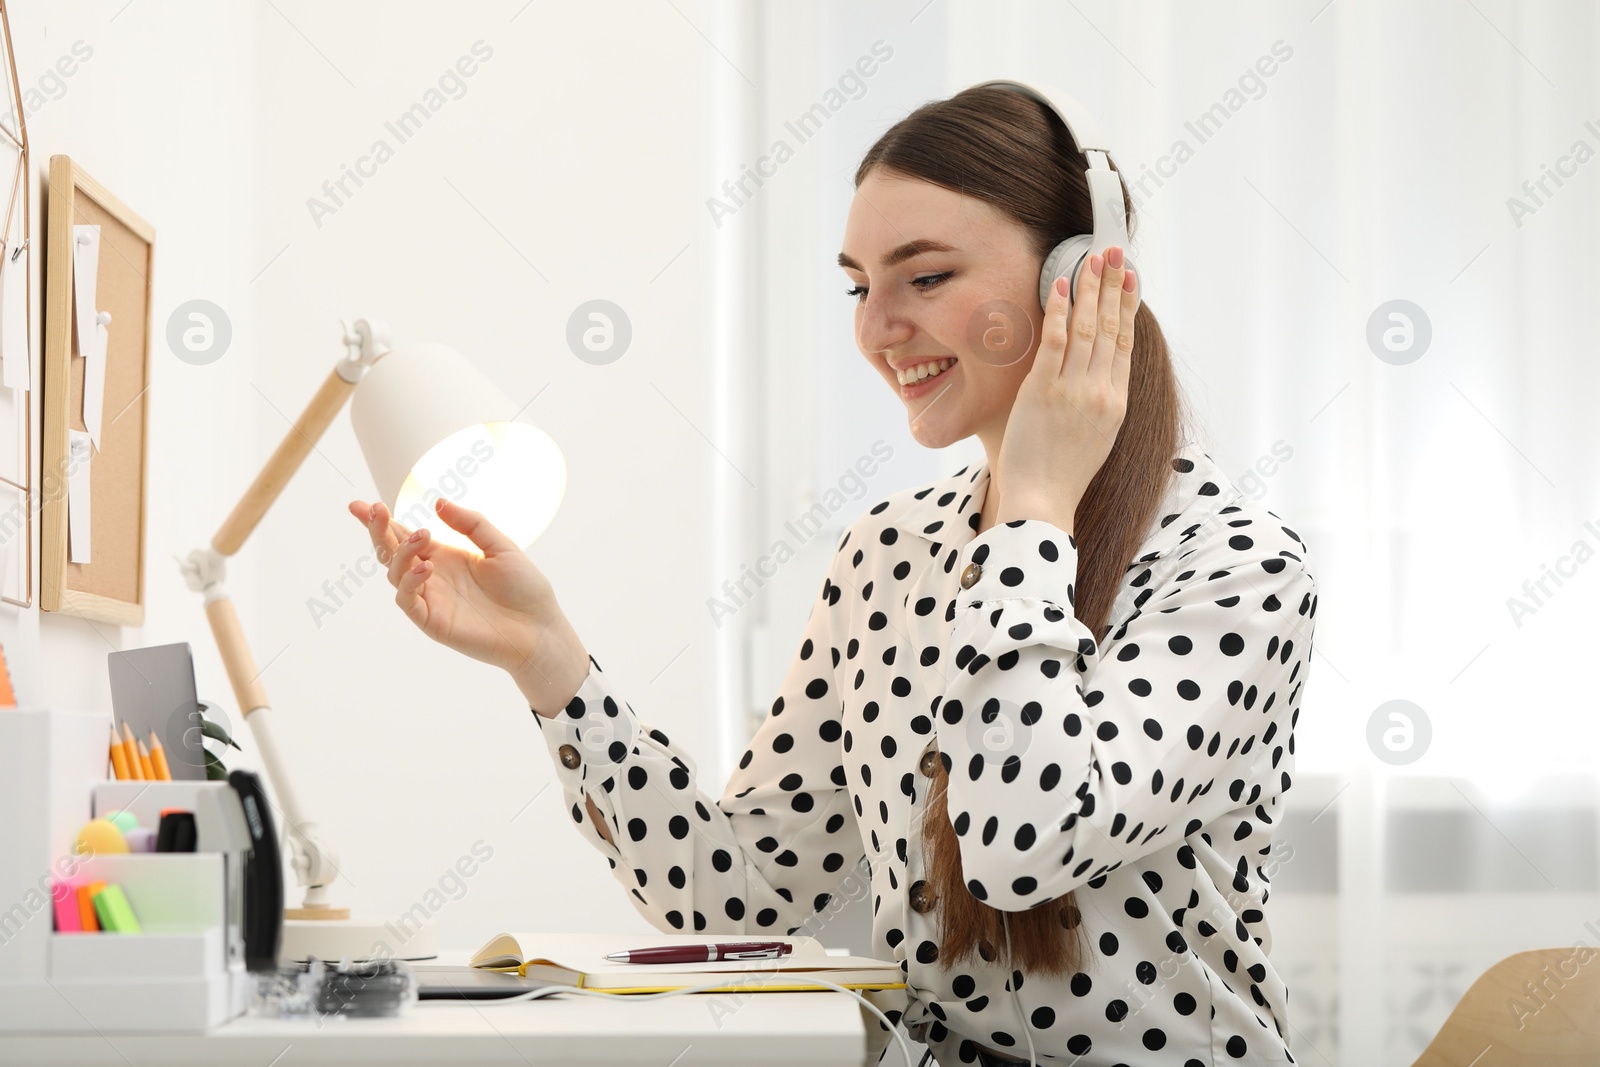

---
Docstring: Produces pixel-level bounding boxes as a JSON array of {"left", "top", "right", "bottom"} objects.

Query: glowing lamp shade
[{"left": 349, "top": 341, "right": 565, "bottom": 552}]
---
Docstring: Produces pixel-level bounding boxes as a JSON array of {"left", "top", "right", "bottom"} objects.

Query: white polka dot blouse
[{"left": 536, "top": 440, "right": 1319, "bottom": 1066}]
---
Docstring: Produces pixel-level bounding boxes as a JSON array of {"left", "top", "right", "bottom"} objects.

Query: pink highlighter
[{"left": 51, "top": 881, "right": 82, "bottom": 932}]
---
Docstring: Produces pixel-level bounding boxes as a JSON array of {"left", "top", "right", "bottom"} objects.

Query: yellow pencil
[
  {"left": 147, "top": 730, "right": 171, "bottom": 781},
  {"left": 108, "top": 723, "right": 130, "bottom": 780},
  {"left": 136, "top": 739, "right": 155, "bottom": 781},
  {"left": 119, "top": 721, "right": 144, "bottom": 780}
]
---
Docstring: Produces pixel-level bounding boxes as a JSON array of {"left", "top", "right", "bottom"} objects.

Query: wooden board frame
[{"left": 39, "top": 155, "right": 153, "bottom": 626}]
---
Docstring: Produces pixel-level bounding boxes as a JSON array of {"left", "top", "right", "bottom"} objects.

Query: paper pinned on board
[
  {"left": 72, "top": 225, "right": 100, "bottom": 358},
  {"left": 72, "top": 225, "right": 107, "bottom": 448},
  {"left": 0, "top": 209, "right": 26, "bottom": 392},
  {"left": 67, "top": 429, "right": 92, "bottom": 564}
]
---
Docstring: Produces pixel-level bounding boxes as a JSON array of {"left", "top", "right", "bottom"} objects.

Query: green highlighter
[{"left": 91, "top": 884, "right": 141, "bottom": 933}]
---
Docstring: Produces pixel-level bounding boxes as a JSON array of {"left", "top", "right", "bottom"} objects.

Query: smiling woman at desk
[{"left": 350, "top": 82, "right": 1320, "bottom": 1067}]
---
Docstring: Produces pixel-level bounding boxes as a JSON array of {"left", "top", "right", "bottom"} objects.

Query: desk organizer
[{"left": 0, "top": 709, "right": 250, "bottom": 1032}]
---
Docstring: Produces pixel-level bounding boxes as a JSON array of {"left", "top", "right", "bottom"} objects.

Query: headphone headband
[
  {"left": 973, "top": 78, "right": 1113, "bottom": 157},
  {"left": 968, "top": 79, "right": 1135, "bottom": 311}
]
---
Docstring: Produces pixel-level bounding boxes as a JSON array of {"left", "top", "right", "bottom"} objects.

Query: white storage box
[{"left": 0, "top": 711, "right": 249, "bottom": 1032}]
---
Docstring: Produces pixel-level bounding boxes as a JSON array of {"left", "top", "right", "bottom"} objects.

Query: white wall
[
  {"left": 1, "top": 0, "right": 743, "bottom": 949},
  {"left": 249, "top": 1, "right": 728, "bottom": 941},
  {"left": 0, "top": 6, "right": 264, "bottom": 740}
]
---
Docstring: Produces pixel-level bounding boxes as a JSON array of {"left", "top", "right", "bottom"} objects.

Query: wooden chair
[{"left": 1412, "top": 948, "right": 1600, "bottom": 1065}]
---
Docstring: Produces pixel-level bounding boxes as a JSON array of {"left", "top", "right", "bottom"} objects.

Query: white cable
[
  {"left": 1000, "top": 914, "right": 1038, "bottom": 1067},
  {"left": 472, "top": 976, "right": 916, "bottom": 1067}
]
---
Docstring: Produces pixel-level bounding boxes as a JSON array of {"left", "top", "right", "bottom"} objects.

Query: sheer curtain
[{"left": 724, "top": 1, "right": 1600, "bottom": 1062}]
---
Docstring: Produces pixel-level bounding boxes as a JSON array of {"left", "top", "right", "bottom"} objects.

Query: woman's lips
[{"left": 898, "top": 359, "right": 957, "bottom": 400}]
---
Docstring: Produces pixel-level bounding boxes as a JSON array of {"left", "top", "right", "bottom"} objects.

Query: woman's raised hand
[
  {"left": 346, "top": 497, "right": 588, "bottom": 715},
  {"left": 995, "top": 245, "right": 1139, "bottom": 533}
]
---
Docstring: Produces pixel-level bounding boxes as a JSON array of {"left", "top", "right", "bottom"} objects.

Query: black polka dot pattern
[{"left": 534, "top": 442, "right": 1315, "bottom": 1065}]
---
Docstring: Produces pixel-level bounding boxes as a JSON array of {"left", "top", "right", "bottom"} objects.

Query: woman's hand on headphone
[
  {"left": 347, "top": 497, "right": 589, "bottom": 715},
  {"left": 995, "top": 245, "right": 1139, "bottom": 532}
]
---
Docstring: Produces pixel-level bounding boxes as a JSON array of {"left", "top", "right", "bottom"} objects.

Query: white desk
[{"left": 0, "top": 988, "right": 871, "bottom": 1066}]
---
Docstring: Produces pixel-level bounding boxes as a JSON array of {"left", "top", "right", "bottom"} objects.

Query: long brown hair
[{"left": 854, "top": 86, "right": 1186, "bottom": 976}]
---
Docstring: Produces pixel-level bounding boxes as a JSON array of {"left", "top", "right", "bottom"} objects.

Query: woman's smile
[{"left": 894, "top": 356, "right": 958, "bottom": 399}]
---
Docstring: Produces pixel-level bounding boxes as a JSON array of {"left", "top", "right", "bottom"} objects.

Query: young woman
[{"left": 351, "top": 84, "right": 1318, "bottom": 1067}]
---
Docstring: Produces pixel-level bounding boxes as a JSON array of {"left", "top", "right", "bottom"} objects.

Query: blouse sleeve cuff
[
  {"left": 956, "top": 518, "right": 1080, "bottom": 610},
  {"left": 532, "top": 659, "right": 642, "bottom": 795}
]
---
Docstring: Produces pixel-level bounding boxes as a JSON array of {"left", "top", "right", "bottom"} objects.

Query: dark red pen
[{"left": 606, "top": 941, "right": 794, "bottom": 964}]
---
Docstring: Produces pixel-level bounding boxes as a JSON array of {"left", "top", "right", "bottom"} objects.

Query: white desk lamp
[{"left": 180, "top": 319, "right": 565, "bottom": 962}]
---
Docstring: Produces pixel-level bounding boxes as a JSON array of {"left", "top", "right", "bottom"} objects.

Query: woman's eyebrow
[{"left": 837, "top": 238, "right": 958, "bottom": 271}]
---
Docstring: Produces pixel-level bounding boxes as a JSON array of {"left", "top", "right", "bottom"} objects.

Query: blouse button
[
  {"left": 558, "top": 744, "right": 582, "bottom": 770},
  {"left": 908, "top": 879, "right": 936, "bottom": 914},
  {"left": 960, "top": 562, "right": 982, "bottom": 589},
  {"left": 918, "top": 749, "right": 940, "bottom": 777}
]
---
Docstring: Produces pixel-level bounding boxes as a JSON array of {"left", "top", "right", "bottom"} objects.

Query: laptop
[{"left": 412, "top": 965, "right": 553, "bottom": 1001}]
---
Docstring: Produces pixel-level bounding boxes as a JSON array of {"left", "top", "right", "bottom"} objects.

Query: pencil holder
[{"left": 0, "top": 710, "right": 249, "bottom": 1032}]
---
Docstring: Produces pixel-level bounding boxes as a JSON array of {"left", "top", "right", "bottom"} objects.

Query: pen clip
[{"left": 720, "top": 948, "right": 785, "bottom": 959}]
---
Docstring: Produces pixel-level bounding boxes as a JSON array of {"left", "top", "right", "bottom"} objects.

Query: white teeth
[{"left": 896, "top": 358, "right": 955, "bottom": 385}]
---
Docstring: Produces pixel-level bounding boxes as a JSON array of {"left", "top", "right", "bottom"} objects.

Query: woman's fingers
[
  {"left": 376, "top": 503, "right": 417, "bottom": 568},
  {"left": 1059, "top": 249, "right": 1107, "bottom": 383},
  {"left": 374, "top": 501, "right": 412, "bottom": 538},
  {"left": 351, "top": 499, "right": 442, "bottom": 630},
  {"left": 434, "top": 497, "right": 517, "bottom": 555},
  {"left": 350, "top": 500, "right": 392, "bottom": 561},
  {"left": 1032, "top": 272, "right": 1074, "bottom": 381},
  {"left": 1112, "top": 267, "right": 1139, "bottom": 392},
  {"left": 1081, "top": 246, "right": 1128, "bottom": 381},
  {"left": 354, "top": 500, "right": 403, "bottom": 567},
  {"left": 387, "top": 525, "right": 430, "bottom": 587},
  {"left": 394, "top": 556, "right": 431, "bottom": 627}
]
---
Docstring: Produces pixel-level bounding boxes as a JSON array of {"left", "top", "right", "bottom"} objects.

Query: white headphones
[{"left": 972, "top": 79, "right": 1135, "bottom": 313}]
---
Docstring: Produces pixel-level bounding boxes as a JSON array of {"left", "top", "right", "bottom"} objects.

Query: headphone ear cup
[{"left": 1038, "top": 236, "right": 1092, "bottom": 311}]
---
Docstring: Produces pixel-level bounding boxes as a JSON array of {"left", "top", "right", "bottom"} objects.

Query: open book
[{"left": 469, "top": 931, "right": 906, "bottom": 994}]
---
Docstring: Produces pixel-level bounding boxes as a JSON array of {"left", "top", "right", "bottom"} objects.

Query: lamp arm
[
  {"left": 211, "top": 319, "right": 391, "bottom": 556},
  {"left": 201, "top": 585, "right": 344, "bottom": 912},
  {"left": 178, "top": 319, "right": 391, "bottom": 917}
]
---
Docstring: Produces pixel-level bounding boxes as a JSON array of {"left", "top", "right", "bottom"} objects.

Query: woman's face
[{"left": 839, "top": 167, "right": 1045, "bottom": 450}]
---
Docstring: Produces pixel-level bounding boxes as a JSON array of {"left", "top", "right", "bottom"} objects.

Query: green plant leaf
[
  {"left": 204, "top": 750, "right": 228, "bottom": 780},
  {"left": 200, "top": 717, "right": 242, "bottom": 751}
]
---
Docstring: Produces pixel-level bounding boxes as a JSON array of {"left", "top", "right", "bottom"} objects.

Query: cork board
[{"left": 39, "top": 155, "right": 153, "bottom": 626}]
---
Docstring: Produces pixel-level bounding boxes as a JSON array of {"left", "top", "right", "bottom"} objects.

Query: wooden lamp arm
[
  {"left": 209, "top": 319, "right": 390, "bottom": 557},
  {"left": 210, "top": 368, "right": 358, "bottom": 556},
  {"left": 178, "top": 319, "right": 391, "bottom": 915}
]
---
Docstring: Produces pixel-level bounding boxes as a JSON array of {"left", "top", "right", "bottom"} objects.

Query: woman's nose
[{"left": 856, "top": 292, "right": 914, "bottom": 354}]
